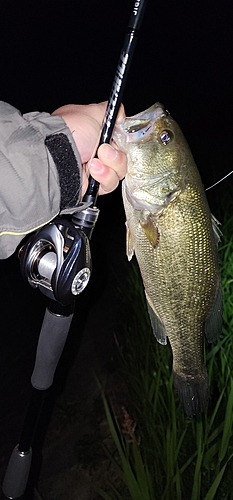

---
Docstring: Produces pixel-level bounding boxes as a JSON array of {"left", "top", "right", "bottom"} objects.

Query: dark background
[
  {"left": 1, "top": 0, "right": 233, "bottom": 191},
  {"left": 0, "top": 0, "right": 232, "bottom": 496}
]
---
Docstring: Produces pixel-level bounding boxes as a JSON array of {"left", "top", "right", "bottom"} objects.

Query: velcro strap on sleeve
[{"left": 45, "top": 133, "right": 81, "bottom": 211}]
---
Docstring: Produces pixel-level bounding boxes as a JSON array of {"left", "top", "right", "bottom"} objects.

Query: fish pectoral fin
[
  {"left": 211, "top": 214, "right": 222, "bottom": 245},
  {"left": 204, "top": 280, "right": 222, "bottom": 342},
  {"left": 140, "top": 215, "right": 159, "bottom": 248},
  {"left": 145, "top": 293, "right": 167, "bottom": 345},
  {"left": 126, "top": 222, "right": 134, "bottom": 261}
]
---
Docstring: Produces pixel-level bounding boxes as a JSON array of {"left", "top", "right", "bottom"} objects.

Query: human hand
[{"left": 52, "top": 102, "right": 127, "bottom": 197}]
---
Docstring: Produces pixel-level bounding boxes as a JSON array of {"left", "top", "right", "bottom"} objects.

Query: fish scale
[{"left": 114, "top": 103, "right": 222, "bottom": 417}]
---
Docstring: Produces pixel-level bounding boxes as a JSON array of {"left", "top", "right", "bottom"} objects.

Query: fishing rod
[
  {"left": 83, "top": 0, "right": 148, "bottom": 207},
  {"left": 2, "top": 1, "right": 148, "bottom": 498}
]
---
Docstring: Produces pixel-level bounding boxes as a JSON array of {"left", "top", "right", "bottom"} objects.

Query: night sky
[{"left": 1, "top": 0, "right": 233, "bottom": 194}]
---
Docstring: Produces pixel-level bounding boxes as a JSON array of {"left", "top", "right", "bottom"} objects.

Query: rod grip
[
  {"left": 2, "top": 446, "right": 32, "bottom": 499},
  {"left": 31, "top": 308, "right": 73, "bottom": 390}
]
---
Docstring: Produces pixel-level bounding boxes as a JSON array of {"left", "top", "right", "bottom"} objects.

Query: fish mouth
[
  {"left": 125, "top": 103, "right": 166, "bottom": 122},
  {"left": 113, "top": 103, "right": 167, "bottom": 148}
]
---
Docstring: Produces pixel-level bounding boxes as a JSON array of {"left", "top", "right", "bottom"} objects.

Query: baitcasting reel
[{"left": 19, "top": 217, "right": 91, "bottom": 306}]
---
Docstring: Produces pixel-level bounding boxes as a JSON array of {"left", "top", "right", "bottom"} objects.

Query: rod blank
[{"left": 83, "top": 0, "right": 148, "bottom": 205}]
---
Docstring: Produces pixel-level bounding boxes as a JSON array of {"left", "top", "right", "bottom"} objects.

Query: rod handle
[
  {"left": 31, "top": 308, "right": 74, "bottom": 390},
  {"left": 2, "top": 446, "right": 32, "bottom": 499}
]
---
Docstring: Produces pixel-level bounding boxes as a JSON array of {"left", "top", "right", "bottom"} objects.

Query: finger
[
  {"left": 89, "top": 159, "right": 120, "bottom": 195},
  {"left": 85, "top": 101, "right": 125, "bottom": 125},
  {"left": 97, "top": 144, "right": 127, "bottom": 180},
  {"left": 116, "top": 103, "right": 126, "bottom": 122}
]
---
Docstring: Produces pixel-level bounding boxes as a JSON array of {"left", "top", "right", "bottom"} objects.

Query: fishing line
[
  {"left": 205, "top": 170, "right": 233, "bottom": 191},
  {"left": 82, "top": 0, "right": 148, "bottom": 206}
]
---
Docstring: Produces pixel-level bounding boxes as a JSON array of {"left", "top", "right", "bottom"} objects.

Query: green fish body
[{"left": 113, "top": 103, "right": 222, "bottom": 417}]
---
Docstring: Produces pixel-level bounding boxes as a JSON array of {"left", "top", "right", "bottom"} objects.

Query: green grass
[{"left": 99, "top": 200, "right": 233, "bottom": 500}]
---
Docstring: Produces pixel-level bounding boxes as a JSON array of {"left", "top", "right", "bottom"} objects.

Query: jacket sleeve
[{"left": 0, "top": 101, "right": 82, "bottom": 259}]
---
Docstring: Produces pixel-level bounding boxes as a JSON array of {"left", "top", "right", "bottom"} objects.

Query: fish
[{"left": 113, "top": 103, "right": 222, "bottom": 417}]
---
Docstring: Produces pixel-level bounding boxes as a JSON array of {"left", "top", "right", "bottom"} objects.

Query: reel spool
[{"left": 19, "top": 217, "right": 91, "bottom": 305}]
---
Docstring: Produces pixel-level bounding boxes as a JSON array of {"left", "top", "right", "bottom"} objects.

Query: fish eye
[{"left": 160, "top": 130, "right": 173, "bottom": 145}]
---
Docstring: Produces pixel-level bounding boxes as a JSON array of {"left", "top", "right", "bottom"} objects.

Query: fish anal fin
[
  {"left": 146, "top": 293, "right": 167, "bottom": 345},
  {"left": 205, "top": 280, "right": 222, "bottom": 342},
  {"left": 126, "top": 222, "right": 134, "bottom": 261},
  {"left": 140, "top": 215, "right": 159, "bottom": 248}
]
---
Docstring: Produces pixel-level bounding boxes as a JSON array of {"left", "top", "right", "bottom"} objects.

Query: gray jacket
[{"left": 0, "top": 101, "right": 82, "bottom": 259}]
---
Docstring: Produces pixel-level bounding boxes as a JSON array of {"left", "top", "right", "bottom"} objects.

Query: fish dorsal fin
[
  {"left": 140, "top": 215, "right": 159, "bottom": 248},
  {"left": 146, "top": 292, "right": 167, "bottom": 345},
  {"left": 211, "top": 214, "right": 222, "bottom": 245},
  {"left": 126, "top": 222, "right": 135, "bottom": 261},
  {"left": 204, "top": 279, "right": 222, "bottom": 342}
]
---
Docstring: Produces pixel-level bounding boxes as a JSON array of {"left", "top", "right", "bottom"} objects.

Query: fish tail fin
[{"left": 173, "top": 369, "right": 209, "bottom": 418}]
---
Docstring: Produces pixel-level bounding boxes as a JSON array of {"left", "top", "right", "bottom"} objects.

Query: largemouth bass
[{"left": 113, "top": 103, "right": 222, "bottom": 417}]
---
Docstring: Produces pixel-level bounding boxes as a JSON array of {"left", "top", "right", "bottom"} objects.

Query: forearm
[{"left": 0, "top": 101, "right": 82, "bottom": 259}]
